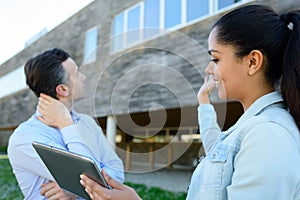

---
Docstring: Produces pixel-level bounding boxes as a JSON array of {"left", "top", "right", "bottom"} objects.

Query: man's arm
[
  {"left": 40, "top": 181, "right": 77, "bottom": 200},
  {"left": 93, "top": 123, "right": 124, "bottom": 183},
  {"left": 38, "top": 93, "right": 124, "bottom": 182}
]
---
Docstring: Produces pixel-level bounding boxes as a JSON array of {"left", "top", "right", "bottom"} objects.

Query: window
[
  {"left": 218, "top": 0, "right": 242, "bottom": 10},
  {"left": 0, "top": 66, "right": 27, "bottom": 99},
  {"left": 84, "top": 27, "right": 98, "bottom": 64},
  {"left": 144, "top": 0, "right": 160, "bottom": 39},
  {"left": 112, "top": 13, "right": 125, "bottom": 52},
  {"left": 127, "top": 5, "right": 141, "bottom": 45},
  {"left": 112, "top": 0, "right": 247, "bottom": 52},
  {"left": 164, "top": 0, "right": 181, "bottom": 29},
  {"left": 187, "top": 0, "right": 209, "bottom": 22}
]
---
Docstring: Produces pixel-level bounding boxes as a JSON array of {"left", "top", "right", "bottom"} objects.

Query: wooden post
[
  {"left": 149, "top": 145, "right": 154, "bottom": 170},
  {"left": 125, "top": 145, "right": 131, "bottom": 171},
  {"left": 167, "top": 145, "right": 173, "bottom": 170}
]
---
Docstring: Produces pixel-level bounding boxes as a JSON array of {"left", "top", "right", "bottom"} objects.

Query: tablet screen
[{"left": 32, "top": 141, "right": 110, "bottom": 199}]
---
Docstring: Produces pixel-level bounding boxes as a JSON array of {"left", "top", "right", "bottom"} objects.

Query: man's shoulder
[
  {"left": 78, "top": 113, "right": 99, "bottom": 124},
  {"left": 9, "top": 114, "right": 57, "bottom": 144}
]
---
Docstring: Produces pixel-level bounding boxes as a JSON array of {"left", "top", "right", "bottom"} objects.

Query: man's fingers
[
  {"left": 40, "top": 181, "right": 55, "bottom": 195},
  {"left": 40, "top": 93, "right": 54, "bottom": 102},
  {"left": 37, "top": 116, "right": 47, "bottom": 125}
]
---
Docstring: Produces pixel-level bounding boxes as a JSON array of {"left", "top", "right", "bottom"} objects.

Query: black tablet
[{"left": 32, "top": 141, "right": 110, "bottom": 199}]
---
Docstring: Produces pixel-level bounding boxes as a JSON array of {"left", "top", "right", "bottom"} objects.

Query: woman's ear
[
  {"left": 247, "top": 50, "right": 264, "bottom": 76},
  {"left": 55, "top": 84, "right": 70, "bottom": 97}
]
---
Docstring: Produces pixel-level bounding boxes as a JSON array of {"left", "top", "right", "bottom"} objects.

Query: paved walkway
[{"left": 125, "top": 167, "right": 193, "bottom": 192}]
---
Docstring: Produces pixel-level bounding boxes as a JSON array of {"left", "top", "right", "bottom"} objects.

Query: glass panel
[
  {"left": 84, "top": 28, "right": 98, "bottom": 64},
  {"left": 0, "top": 67, "right": 27, "bottom": 99},
  {"left": 164, "top": 0, "right": 181, "bottom": 28},
  {"left": 112, "top": 13, "right": 124, "bottom": 52},
  {"left": 127, "top": 5, "right": 141, "bottom": 45},
  {"left": 144, "top": 0, "right": 160, "bottom": 39},
  {"left": 218, "top": 0, "right": 241, "bottom": 10},
  {"left": 187, "top": 0, "right": 209, "bottom": 22}
]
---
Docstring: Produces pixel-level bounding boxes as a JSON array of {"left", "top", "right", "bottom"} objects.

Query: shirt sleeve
[
  {"left": 198, "top": 104, "right": 221, "bottom": 153},
  {"left": 92, "top": 122, "right": 124, "bottom": 183},
  {"left": 60, "top": 125, "right": 95, "bottom": 158},
  {"left": 8, "top": 138, "right": 55, "bottom": 181},
  {"left": 227, "top": 122, "right": 300, "bottom": 200},
  {"left": 60, "top": 117, "right": 124, "bottom": 183}
]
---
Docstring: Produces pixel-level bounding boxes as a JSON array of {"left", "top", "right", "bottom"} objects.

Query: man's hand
[
  {"left": 80, "top": 170, "right": 142, "bottom": 200},
  {"left": 37, "top": 93, "right": 73, "bottom": 129},
  {"left": 40, "top": 181, "right": 77, "bottom": 200}
]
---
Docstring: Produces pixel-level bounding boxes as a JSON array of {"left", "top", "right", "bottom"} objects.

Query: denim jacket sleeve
[
  {"left": 227, "top": 121, "right": 300, "bottom": 200},
  {"left": 198, "top": 104, "right": 222, "bottom": 154}
]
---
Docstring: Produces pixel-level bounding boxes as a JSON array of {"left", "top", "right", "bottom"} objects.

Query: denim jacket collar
[{"left": 229, "top": 91, "right": 283, "bottom": 131}]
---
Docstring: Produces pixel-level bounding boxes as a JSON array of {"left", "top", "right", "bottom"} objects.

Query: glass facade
[
  {"left": 112, "top": 0, "right": 245, "bottom": 52},
  {"left": 187, "top": 0, "right": 209, "bottom": 22},
  {"left": 127, "top": 5, "right": 141, "bottom": 45},
  {"left": 164, "top": 0, "right": 181, "bottom": 28},
  {"left": 84, "top": 27, "right": 98, "bottom": 64},
  {"left": 0, "top": 67, "right": 27, "bottom": 99},
  {"left": 144, "top": 0, "right": 160, "bottom": 39}
]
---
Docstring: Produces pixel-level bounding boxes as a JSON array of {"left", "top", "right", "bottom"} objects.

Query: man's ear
[
  {"left": 247, "top": 50, "right": 264, "bottom": 76},
  {"left": 55, "top": 84, "right": 69, "bottom": 97}
]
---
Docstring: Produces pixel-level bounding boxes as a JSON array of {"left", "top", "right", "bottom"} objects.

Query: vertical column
[{"left": 106, "top": 116, "right": 117, "bottom": 151}]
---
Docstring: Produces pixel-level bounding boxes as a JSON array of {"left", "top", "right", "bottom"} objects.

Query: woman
[{"left": 80, "top": 4, "right": 300, "bottom": 200}]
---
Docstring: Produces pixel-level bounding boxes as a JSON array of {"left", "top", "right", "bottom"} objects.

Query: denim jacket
[{"left": 187, "top": 91, "right": 300, "bottom": 200}]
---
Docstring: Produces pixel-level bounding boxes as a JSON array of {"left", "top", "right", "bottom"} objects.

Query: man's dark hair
[{"left": 24, "top": 48, "right": 70, "bottom": 99}]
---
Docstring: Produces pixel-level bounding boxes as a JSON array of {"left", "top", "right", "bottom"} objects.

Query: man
[{"left": 8, "top": 48, "right": 124, "bottom": 199}]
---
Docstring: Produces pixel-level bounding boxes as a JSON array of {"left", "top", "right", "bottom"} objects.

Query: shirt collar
[
  {"left": 34, "top": 109, "right": 81, "bottom": 122},
  {"left": 70, "top": 109, "right": 81, "bottom": 122}
]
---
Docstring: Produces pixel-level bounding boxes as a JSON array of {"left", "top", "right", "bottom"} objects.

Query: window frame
[
  {"left": 111, "top": 0, "right": 253, "bottom": 53},
  {"left": 0, "top": 66, "right": 27, "bottom": 99},
  {"left": 83, "top": 26, "right": 98, "bottom": 65}
]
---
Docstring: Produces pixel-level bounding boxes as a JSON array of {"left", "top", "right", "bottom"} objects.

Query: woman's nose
[{"left": 205, "top": 62, "right": 213, "bottom": 75}]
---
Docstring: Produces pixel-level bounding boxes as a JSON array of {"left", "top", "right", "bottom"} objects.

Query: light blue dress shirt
[
  {"left": 187, "top": 91, "right": 300, "bottom": 200},
  {"left": 8, "top": 110, "right": 124, "bottom": 200}
]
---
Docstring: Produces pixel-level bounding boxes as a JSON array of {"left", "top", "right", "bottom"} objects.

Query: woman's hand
[
  {"left": 197, "top": 75, "right": 215, "bottom": 105},
  {"left": 80, "top": 170, "right": 142, "bottom": 200}
]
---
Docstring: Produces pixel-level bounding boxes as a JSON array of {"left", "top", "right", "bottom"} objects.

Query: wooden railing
[{"left": 123, "top": 126, "right": 201, "bottom": 171}]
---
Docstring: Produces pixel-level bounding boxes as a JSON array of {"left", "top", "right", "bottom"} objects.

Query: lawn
[
  {"left": 0, "top": 159, "right": 23, "bottom": 200},
  {"left": 0, "top": 159, "right": 186, "bottom": 200}
]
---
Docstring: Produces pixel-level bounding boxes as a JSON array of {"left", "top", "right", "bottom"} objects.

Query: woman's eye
[{"left": 210, "top": 58, "right": 219, "bottom": 63}]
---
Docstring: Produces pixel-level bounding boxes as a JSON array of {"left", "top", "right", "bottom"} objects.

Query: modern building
[{"left": 0, "top": 0, "right": 298, "bottom": 171}]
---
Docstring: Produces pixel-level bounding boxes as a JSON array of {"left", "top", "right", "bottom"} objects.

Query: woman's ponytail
[{"left": 281, "top": 11, "right": 300, "bottom": 129}]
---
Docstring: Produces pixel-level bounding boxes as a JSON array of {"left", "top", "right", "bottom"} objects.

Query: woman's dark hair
[
  {"left": 212, "top": 5, "right": 300, "bottom": 129},
  {"left": 24, "top": 48, "right": 70, "bottom": 99}
]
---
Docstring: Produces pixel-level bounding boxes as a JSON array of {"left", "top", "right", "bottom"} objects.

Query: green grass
[
  {"left": 0, "top": 159, "right": 186, "bottom": 200},
  {"left": 0, "top": 146, "right": 7, "bottom": 152},
  {"left": 0, "top": 159, "right": 23, "bottom": 200},
  {"left": 126, "top": 182, "right": 187, "bottom": 200}
]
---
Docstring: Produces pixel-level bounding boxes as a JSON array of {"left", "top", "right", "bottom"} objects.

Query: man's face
[{"left": 62, "top": 58, "right": 86, "bottom": 103}]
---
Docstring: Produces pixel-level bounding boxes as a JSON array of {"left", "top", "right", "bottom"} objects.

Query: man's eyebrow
[{"left": 208, "top": 49, "right": 220, "bottom": 55}]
